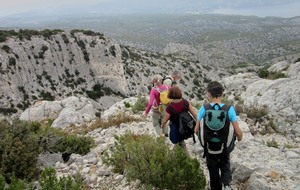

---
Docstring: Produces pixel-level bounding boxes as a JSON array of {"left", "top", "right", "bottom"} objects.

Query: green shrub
[
  {"left": 38, "top": 126, "right": 94, "bottom": 156},
  {"left": 269, "top": 71, "right": 287, "bottom": 79},
  {"left": 258, "top": 69, "right": 287, "bottom": 79},
  {"left": 39, "top": 45, "right": 48, "bottom": 59},
  {"left": 0, "top": 119, "right": 94, "bottom": 184},
  {"left": 0, "top": 107, "right": 18, "bottom": 115},
  {"left": 132, "top": 96, "right": 147, "bottom": 113},
  {"left": 39, "top": 167, "right": 84, "bottom": 190},
  {"left": 61, "top": 33, "right": 69, "bottom": 44},
  {"left": 284, "top": 144, "right": 298, "bottom": 149},
  {"left": 1, "top": 45, "right": 11, "bottom": 53},
  {"left": 8, "top": 57, "right": 16, "bottom": 67},
  {"left": 102, "top": 133, "right": 206, "bottom": 190},
  {"left": 5, "top": 175, "right": 29, "bottom": 190},
  {"left": 236, "top": 104, "right": 268, "bottom": 120},
  {"left": 266, "top": 138, "right": 279, "bottom": 148},
  {"left": 0, "top": 120, "right": 40, "bottom": 181},
  {"left": 123, "top": 101, "right": 131, "bottom": 108},
  {"left": 53, "top": 135, "right": 94, "bottom": 155},
  {"left": 39, "top": 91, "right": 55, "bottom": 101},
  {"left": 0, "top": 175, "right": 5, "bottom": 189},
  {"left": 86, "top": 83, "right": 104, "bottom": 100},
  {"left": 0, "top": 34, "right": 6, "bottom": 42},
  {"left": 258, "top": 69, "right": 269, "bottom": 78}
]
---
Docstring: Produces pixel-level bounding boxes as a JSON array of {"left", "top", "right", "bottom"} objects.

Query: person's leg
[
  {"left": 220, "top": 153, "right": 232, "bottom": 187},
  {"left": 206, "top": 154, "right": 222, "bottom": 190},
  {"left": 160, "top": 105, "right": 169, "bottom": 136},
  {"left": 152, "top": 111, "right": 162, "bottom": 136}
]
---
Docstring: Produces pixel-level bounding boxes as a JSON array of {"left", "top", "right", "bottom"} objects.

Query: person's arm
[
  {"left": 188, "top": 102, "right": 197, "bottom": 119},
  {"left": 232, "top": 121, "right": 243, "bottom": 141},
  {"left": 161, "top": 112, "right": 170, "bottom": 129},
  {"left": 228, "top": 106, "right": 243, "bottom": 141},
  {"left": 194, "top": 105, "right": 205, "bottom": 133},
  {"left": 194, "top": 120, "right": 200, "bottom": 133},
  {"left": 144, "top": 89, "right": 156, "bottom": 116}
]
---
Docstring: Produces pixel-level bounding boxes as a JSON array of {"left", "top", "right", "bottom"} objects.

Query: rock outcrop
[
  {"left": 223, "top": 61, "right": 300, "bottom": 136},
  {"left": 20, "top": 96, "right": 101, "bottom": 129}
]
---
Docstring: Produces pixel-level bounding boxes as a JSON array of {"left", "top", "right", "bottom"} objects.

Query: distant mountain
[
  {"left": 1, "top": 14, "right": 300, "bottom": 67},
  {"left": 0, "top": 0, "right": 299, "bottom": 19}
]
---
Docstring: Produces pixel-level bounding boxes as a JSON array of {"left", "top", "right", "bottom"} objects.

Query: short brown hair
[
  {"left": 168, "top": 86, "right": 182, "bottom": 99},
  {"left": 207, "top": 81, "right": 224, "bottom": 98}
]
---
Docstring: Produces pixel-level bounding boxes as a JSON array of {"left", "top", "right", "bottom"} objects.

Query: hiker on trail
[
  {"left": 161, "top": 86, "right": 197, "bottom": 155},
  {"left": 163, "top": 70, "right": 181, "bottom": 86},
  {"left": 194, "top": 81, "right": 243, "bottom": 190},
  {"left": 144, "top": 75, "right": 170, "bottom": 137}
]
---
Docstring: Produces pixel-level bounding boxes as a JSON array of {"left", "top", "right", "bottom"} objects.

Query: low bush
[
  {"left": 266, "top": 138, "right": 279, "bottom": 148},
  {"left": 0, "top": 120, "right": 40, "bottom": 181},
  {"left": 102, "top": 132, "right": 206, "bottom": 190},
  {"left": 1, "top": 45, "right": 11, "bottom": 53},
  {"left": 0, "top": 119, "right": 94, "bottom": 185},
  {"left": 132, "top": 96, "right": 147, "bottom": 113},
  {"left": 39, "top": 167, "right": 84, "bottom": 190},
  {"left": 235, "top": 104, "right": 268, "bottom": 120},
  {"left": 123, "top": 101, "right": 131, "bottom": 108},
  {"left": 38, "top": 125, "right": 94, "bottom": 156},
  {"left": 257, "top": 69, "right": 287, "bottom": 79},
  {"left": 0, "top": 107, "right": 18, "bottom": 115}
]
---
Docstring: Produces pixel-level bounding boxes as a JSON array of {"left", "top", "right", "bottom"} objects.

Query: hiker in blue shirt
[{"left": 194, "top": 81, "right": 243, "bottom": 190}]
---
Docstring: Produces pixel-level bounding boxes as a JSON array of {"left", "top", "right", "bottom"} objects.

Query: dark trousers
[{"left": 206, "top": 152, "right": 232, "bottom": 190}]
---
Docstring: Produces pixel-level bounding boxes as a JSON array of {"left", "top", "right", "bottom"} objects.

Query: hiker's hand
[
  {"left": 143, "top": 112, "right": 148, "bottom": 117},
  {"left": 194, "top": 128, "right": 198, "bottom": 134}
]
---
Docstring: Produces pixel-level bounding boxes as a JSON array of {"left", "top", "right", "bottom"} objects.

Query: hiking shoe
[{"left": 224, "top": 185, "right": 232, "bottom": 190}]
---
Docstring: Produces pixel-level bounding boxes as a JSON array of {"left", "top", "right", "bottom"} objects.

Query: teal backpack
[{"left": 198, "top": 103, "right": 236, "bottom": 157}]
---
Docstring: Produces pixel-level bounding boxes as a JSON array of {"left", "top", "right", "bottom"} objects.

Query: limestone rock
[{"left": 20, "top": 96, "right": 101, "bottom": 129}]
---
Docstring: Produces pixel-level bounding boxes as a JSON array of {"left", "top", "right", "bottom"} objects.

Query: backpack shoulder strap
[
  {"left": 164, "top": 84, "right": 170, "bottom": 90},
  {"left": 204, "top": 103, "right": 213, "bottom": 110},
  {"left": 221, "top": 104, "right": 231, "bottom": 111},
  {"left": 182, "top": 99, "right": 189, "bottom": 111},
  {"left": 163, "top": 76, "right": 172, "bottom": 82},
  {"left": 153, "top": 87, "right": 162, "bottom": 93},
  {"left": 167, "top": 104, "right": 178, "bottom": 115}
]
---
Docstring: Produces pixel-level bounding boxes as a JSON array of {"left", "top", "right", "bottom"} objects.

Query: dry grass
[{"left": 80, "top": 113, "right": 143, "bottom": 134}]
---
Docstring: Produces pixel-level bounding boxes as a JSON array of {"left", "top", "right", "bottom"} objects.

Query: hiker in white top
[{"left": 163, "top": 70, "right": 181, "bottom": 87}]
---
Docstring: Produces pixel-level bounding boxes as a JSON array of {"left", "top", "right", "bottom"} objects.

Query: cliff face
[
  {"left": 0, "top": 30, "right": 128, "bottom": 112},
  {"left": 0, "top": 30, "right": 215, "bottom": 115}
]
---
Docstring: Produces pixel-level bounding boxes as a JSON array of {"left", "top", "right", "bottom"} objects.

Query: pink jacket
[{"left": 145, "top": 84, "right": 170, "bottom": 114}]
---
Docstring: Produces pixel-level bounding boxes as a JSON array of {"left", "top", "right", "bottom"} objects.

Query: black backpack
[
  {"left": 167, "top": 99, "right": 196, "bottom": 143},
  {"left": 198, "top": 103, "right": 236, "bottom": 157}
]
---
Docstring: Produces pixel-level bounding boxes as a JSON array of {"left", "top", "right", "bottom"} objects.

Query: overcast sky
[{"left": 0, "top": 0, "right": 299, "bottom": 18}]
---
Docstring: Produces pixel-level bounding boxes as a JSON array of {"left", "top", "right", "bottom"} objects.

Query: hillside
[
  {"left": 1, "top": 24, "right": 300, "bottom": 117},
  {"left": 20, "top": 14, "right": 299, "bottom": 67},
  {"left": 2, "top": 14, "right": 300, "bottom": 66},
  {"left": 0, "top": 29, "right": 216, "bottom": 116}
]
